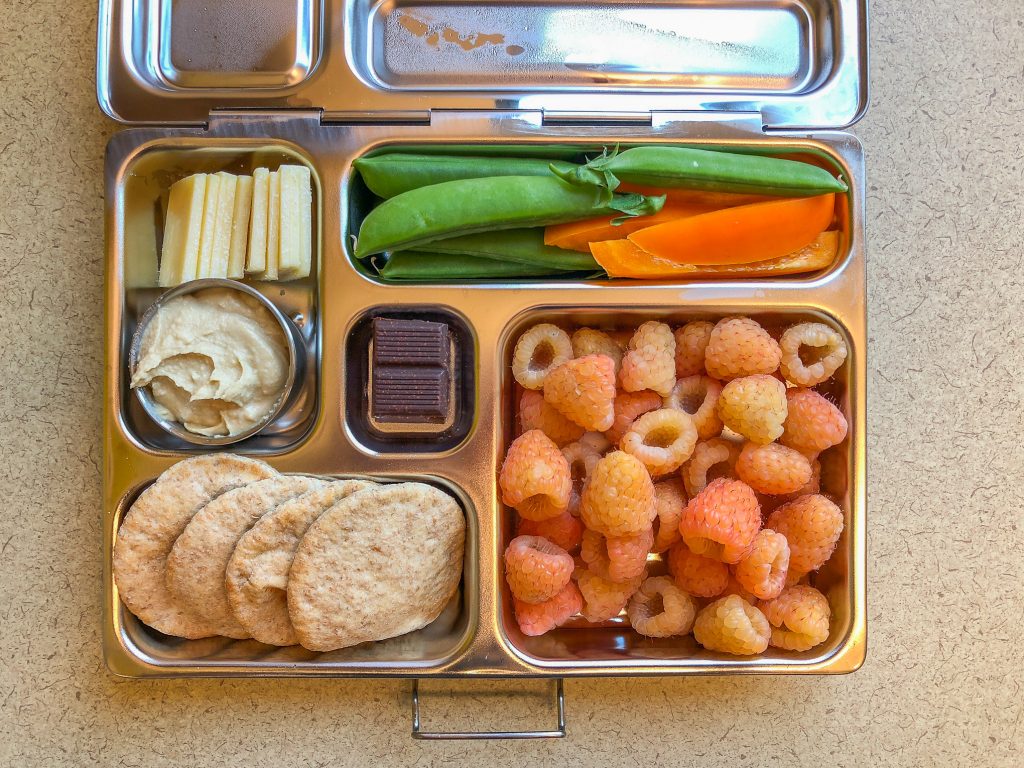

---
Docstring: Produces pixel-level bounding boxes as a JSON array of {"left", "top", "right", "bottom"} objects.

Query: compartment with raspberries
[{"left": 499, "top": 314, "right": 851, "bottom": 658}]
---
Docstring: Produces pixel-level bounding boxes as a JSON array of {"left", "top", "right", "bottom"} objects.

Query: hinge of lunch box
[
  {"left": 205, "top": 109, "right": 328, "bottom": 130},
  {"left": 541, "top": 110, "right": 766, "bottom": 133}
]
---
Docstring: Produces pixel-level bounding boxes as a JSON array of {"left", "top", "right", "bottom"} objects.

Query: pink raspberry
[
  {"left": 575, "top": 568, "right": 645, "bottom": 622},
  {"left": 620, "top": 408, "right": 698, "bottom": 477},
  {"left": 780, "top": 388, "right": 848, "bottom": 457},
  {"left": 516, "top": 509, "right": 585, "bottom": 554},
  {"left": 693, "top": 595, "right": 771, "bottom": 655},
  {"left": 704, "top": 317, "right": 782, "bottom": 381},
  {"left": 504, "top": 535, "right": 574, "bottom": 604},
  {"left": 674, "top": 320, "right": 715, "bottom": 378},
  {"left": 571, "top": 328, "right": 623, "bottom": 374},
  {"left": 651, "top": 479, "right": 686, "bottom": 552},
  {"left": 605, "top": 390, "right": 663, "bottom": 445},
  {"left": 513, "top": 581, "right": 583, "bottom": 637},
  {"left": 679, "top": 478, "right": 761, "bottom": 564},
  {"left": 717, "top": 374, "right": 788, "bottom": 445},
  {"left": 759, "top": 584, "right": 831, "bottom": 651},
  {"left": 512, "top": 323, "right": 573, "bottom": 390},
  {"left": 733, "top": 529, "right": 790, "bottom": 600},
  {"left": 620, "top": 321, "right": 676, "bottom": 397},
  {"left": 580, "top": 451, "right": 656, "bottom": 537},
  {"left": 779, "top": 322, "right": 848, "bottom": 387},
  {"left": 766, "top": 494, "right": 844, "bottom": 578},
  {"left": 682, "top": 438, "right": 740, "bottom": 498},
  {"left": 519, "top": 389, "right": 585, "bottom": 447},
  {"left": 735, "top": 442, "right": 813, "bottom": 495},
  {"left": 664, "top": 375, "right": 723, "bottom": 440},
  {"left": 543, "top": 354, "right": 617, "bottom": 432},
  {"left": 580, "top": 526, "right": 653, "bottom": 582},
  {"left": 627, "top": 576, "right": 697, "bottom": 638},
  {"left": 499, "top": 430, "right": 571, "bottom": 521},
  {"left": 667, "top": 542, "right": 729, "bottom": 598}
]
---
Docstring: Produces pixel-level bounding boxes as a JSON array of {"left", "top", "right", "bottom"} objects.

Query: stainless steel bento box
[{"left": 99, "top": 0, "right": 868, "bottom": 683}]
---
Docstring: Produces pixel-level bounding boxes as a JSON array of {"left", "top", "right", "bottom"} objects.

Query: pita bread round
[
  {"left": 166, "top": 475, "right": 327, "bottom": 638},
  {"left": 112, "top": 454, "right": 277, "bottom": 639},
  {"left": 288, "top": 483, "right": 465, "bottom": 652},
  {"left": 225, "top": 479, "right": 376, "bottom": 646}
]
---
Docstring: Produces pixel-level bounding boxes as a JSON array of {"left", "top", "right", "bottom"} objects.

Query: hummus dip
[{"left": 131, "top": 288, "right": 290, "bottom": 437}]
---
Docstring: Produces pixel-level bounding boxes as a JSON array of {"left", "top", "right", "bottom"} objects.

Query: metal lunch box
[{"left": 98, "top": 0, "right": 868, "bottom": 737}]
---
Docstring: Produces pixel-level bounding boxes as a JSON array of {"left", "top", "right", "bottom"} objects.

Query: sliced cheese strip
[
  {"left": 159, "top": 173, "right": 208, "bottom": 287},
  {"left": 208, "top": 172, "right": 237, "bottom": 279},
  {"left": 195, "top": 173, "right": 223, "bottom": 279},
  {"left": 246, "top": 167, "right": 271, "bottom": 274},
  {"left": 261, "top": 170, "right": 281, "bottom": 281},
  {"left": 278, "top": 165, "right": 312, "bottom": 280},
  {"left": 228, "top": 175, "right": 253, "bottom": 279}
]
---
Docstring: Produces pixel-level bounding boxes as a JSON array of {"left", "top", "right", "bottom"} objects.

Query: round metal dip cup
[{"left": 128, "top": 278, "right": 303, "bottom": 447}]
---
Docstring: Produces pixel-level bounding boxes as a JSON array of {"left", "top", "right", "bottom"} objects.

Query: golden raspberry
[
  {"left": 499, "top": 430, "right": 571, "bottom": 521},
  {"left": 605, "top": 390, "right": 663, "bottom": 445},
  {"left": 543, "top": 354, "right": 617, "bottom": 432},
  {"left": 581, "top": 526, "right": 653, "bottom": 582},
  {"left": 780, "top": 388, "right": 848, "bottom": 457},
  {"left": 620, "top": 408, "right": 698, "bottom": 477},
  {"left": 766, "top": 494, "right": 844, "bottom": 577},
  {"left": 562, "top": 438, "right": 604, "bottom": 512},
  {"left": 679, "top": 478, "right": 761, "bottom": 564},
  {"left": 733, "top": 529, "right": 790, "bottom": 600},
  {"left": 759, "top": 584, "right": 831, "bottom": 651},
  {"left": 627, "top": 576, "right": 697, "bottom": 638},
  {"left": 571, "top": 328, "right": 623, "bottom": 374},
  {"left": 693, "top": 595, "right": 771, "bottom": 655},
  {"left": 575, "top": 568, "right": 645, "bottom": 622},
  {"left": 682, "top": 438, "right": 740, "bottom": 498},
  {"left": 580, "top": 451, "right": 656, "bottom": 537},
  {"left": 651, "top": 478, "right": 686, "bottom": 552},
  {"left": 516, "top": 509, "right": 584, "bottom": 554},
  {"left": 512, "top": 323, "right": 573, "bottom": 389},
  {"left": 664, "top": 374, "right": 723, "bottom": 440},
  {"left": 504, "top": 535, "right": 574, "bottom": 604},
  {"left": 514, "top": 581, "right": 582, "bottom": 636},
  {"left": 704, "top": 317, "right": 781, "bottom": 380},
  {"left": 717, "top": 374, "right": 788, "bottom": 445},
  {"left": 620, "top": 321, "right": 676, "bottom": 397},
  {"left": 666, "top": 542, "right": 728, "bottom": 598},
  {"left": 735, "top": 442, "right": 813, "bottom": 495},
  {"left": 519, "top": 389, "right": 584, "bottom": 447},
  {"left": 674, "top": 320, "right": 715, "bottom": 378},
  {"left": 779, "top": 322, "right": 848, "bottom": 387}
]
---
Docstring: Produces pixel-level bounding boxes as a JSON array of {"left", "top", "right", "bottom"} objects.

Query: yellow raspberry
[
  {"left": 620, "top": 408, "right": 698, "bottom": 477},
  {"left": 499, "top": 430, "right": 571, "bottom": 521},
  {"left": 704, "top": 317, "right": 782, "bottom": 380},
  {"left": 664, "top": 374, "right": 724, "bottom": 440},
  {"left": 717, "top": 374, "right": 788, "bottom": 445},
  {"left": 512, "top": 323, "right": 573, "bottom": 390},
  {"left": 651, "top": 479, "right": 686, "bottom": 553},
  {"left": 682, "top": 437, "right": 741, "bottom": 498},
  {"left": 575, "top": 568, "right": 644, "bottom": 622},
  {"left": 779, "top": 322, "right": 848, "bottom": 387},
  {"left": 543, "top": 354, "right": 617, "bottom": 432},
  {"left": 519, "top": 389, "right": 585, "bottom": 447},
  {"left": 759, "top": 584, "right": 831, "bottom": 651},
  {"left": 580, "top": 451, "right": 655, "bottom": 537},
  {"left": 693, "top": 595, "right": 771, "bottom": 655},
  {"left": 735, "top": 442, "right": 813, "bottom": 495},
  {"left": 571, "top": 328, "right": 623, "bottom": 375},
  {"left": 627, "top": 576, "right": 697, "bottom": 638},
  {"left": 620, "top": 321, "right": 676, "bottom": 397},
  {"left": 679, "top": 478, "right": 761, "bottom": 564},
  {"left": 766, "top": 494, "right": 844, "bottom": 577},
  {"left": 733, "top": 529, "right": 790, "bottom": 600},
  {"left": 674, "top": 320, "right": 715, "bottom": 378}
]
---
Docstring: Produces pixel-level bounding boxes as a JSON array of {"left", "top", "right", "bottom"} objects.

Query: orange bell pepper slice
[
  {"left": 628, "top": 194, "right": 836, "bottom": 265},
  {"left": 590, "top": 231, "right": 839, "bottom": 279},
  {"left": 544, "top": 201, "right": 721, "bottom": 253}
]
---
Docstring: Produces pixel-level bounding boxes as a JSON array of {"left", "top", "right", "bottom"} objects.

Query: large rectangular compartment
[{"left": 100, "top": 0, "right": 867, "bottom": 678}]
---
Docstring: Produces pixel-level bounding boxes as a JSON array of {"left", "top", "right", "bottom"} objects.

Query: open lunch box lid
[{"left": 97, "top": 0, "right": 868, "bottom": 130}]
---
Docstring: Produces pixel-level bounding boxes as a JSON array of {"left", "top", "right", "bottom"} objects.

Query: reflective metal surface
[
  {"left": 103, "top": 112, "right": 866, "bottom": 677},
  {"left": 98, "top": 0, "right": 867, "bottom": 129}
]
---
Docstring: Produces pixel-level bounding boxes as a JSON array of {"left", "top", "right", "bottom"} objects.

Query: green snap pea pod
[
  {"left": 354, "top": 154, "right": 579, "bottom": 198},
  {"left": 354, "top": 175, "right": 665, "bottom": 258},
  {"left": 554, "top": 145, "right": 849, "bottom": 197},
  {"left": 412, "top": 229, "right": 599, "bottom": 272},
  {"left": 378, "top": 251, "right": 567, "bottom": 280}
]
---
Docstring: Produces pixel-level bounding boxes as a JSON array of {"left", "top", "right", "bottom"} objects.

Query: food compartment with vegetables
[
  {"left": 348, "top": 143, "right": 851, "bottom": 283},
  {"left": 497, "top": 308, "right": 858, "bottom": 669},
  {"left": 113, "top": 141, "right": 321, "bottom": 453}
]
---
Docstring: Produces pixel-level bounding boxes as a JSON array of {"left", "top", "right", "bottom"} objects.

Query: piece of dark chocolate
[{"left": 370, "top": 317, "right": 452, "bottom": 424}]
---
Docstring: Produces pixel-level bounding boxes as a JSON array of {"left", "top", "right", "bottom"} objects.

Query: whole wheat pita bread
[
  {"left": 288, "top": 483, "right": 465, "bottom": 652},
  {"left": 224, "top": 479, "right": 376, "bottom": 646},
  {"left": 112, "top": 454, "right": 277, "bottom": 638},
  {"left": 166, "top": 475, "right": 327, "bottom": 638}
]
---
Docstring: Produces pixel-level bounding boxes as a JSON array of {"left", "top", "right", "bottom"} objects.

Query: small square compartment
[
  {"left": 496, "top": 306, "right": 861, "bottom": 672},
  {"left": 143, "top": 0, "right": 321, "bottom": 89},
  {"left": 114, "top": 140, "right": 321, "bottom": 454},
  {"left": 343, "top": 307, "right": 476, "bottom": 454},
  {"left": 106, "top": 474, "right": 478, "bottom": 676}
]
